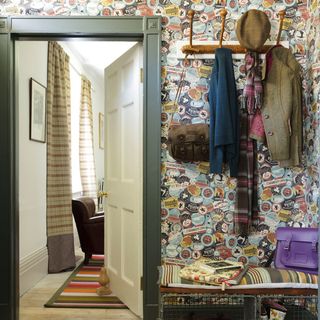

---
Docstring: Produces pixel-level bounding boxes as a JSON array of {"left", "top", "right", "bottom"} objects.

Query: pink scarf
[
  {"left": 242, "top": 52, "right": 263, "bottom": 114},
  {"left": 242, "top": 52, "right": 265, "bottom": 142}
]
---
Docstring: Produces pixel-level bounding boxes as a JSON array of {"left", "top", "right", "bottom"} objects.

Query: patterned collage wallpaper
[
  {"left": 160, "top": 0, "right": 320, "bottom": 267},
  {"left": 306, "top": 0, "right": 320, "bottom": 260},
  {"left": 1, "top": 0, "right": 319, "bottom": 267}
]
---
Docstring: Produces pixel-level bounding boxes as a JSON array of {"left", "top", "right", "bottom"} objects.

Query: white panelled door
[{"left": 104, "top": 43, "right": 143, "bottom": 317}]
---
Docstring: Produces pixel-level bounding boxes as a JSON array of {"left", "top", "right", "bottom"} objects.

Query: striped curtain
[
  {"left": 46, "top": 41, "right": 75, "bottom": 273},
  {"left": 79, "top": 76, "right": 97, "bottom": 200}
]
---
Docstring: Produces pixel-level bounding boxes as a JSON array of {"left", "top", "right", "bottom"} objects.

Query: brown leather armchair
[{"left": 72, "top": 197, "right": 104, "bottom": 264}]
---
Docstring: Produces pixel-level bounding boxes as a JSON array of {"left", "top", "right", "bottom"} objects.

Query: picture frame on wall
[
  {"left": 99, "top": 112, "right": 104, "bottom": 149},
  {"left": 30, "top": 78, "right": 46, "bottom": 143}
]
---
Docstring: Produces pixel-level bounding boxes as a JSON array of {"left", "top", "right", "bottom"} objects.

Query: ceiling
[{"left": 62, "top": 41, "right": 137, "bottom": 79}]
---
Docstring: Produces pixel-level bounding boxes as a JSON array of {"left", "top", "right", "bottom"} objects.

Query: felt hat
[{"left": 236, "top": 9, "right": 271, "bottom": 51}]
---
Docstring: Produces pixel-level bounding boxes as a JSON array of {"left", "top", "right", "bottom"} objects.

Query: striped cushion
[
  {"left": 158, "top": 264, "right": 182, "bottom": 286},
  {"left": 240, "top": 267, "right": 318, "bottom": 285},
  {"left": 159, "top": 264, "right": 318, "bottom": 287}
]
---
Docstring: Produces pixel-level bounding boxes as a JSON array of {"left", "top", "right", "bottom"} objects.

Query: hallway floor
[{"left": 20, "top": 267, "right": 140, "bottom": 320}]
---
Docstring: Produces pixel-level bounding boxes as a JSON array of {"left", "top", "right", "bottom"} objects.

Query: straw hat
[{"left": 236, "top": 9, "right": 271, "bottom": 51}]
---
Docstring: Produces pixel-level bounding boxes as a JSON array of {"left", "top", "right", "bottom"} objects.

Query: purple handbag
[{"left": 275, "top": 227, "right": 318, "bottom": 274}]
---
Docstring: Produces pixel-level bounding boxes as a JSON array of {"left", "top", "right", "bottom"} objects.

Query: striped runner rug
[{"left": 45, "top": 255, "right": 128, "bottom": 309}]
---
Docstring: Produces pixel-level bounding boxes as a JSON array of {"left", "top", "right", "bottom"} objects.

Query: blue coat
[{"left": 208, "top": 48, "right": 239, "bottom": 177}]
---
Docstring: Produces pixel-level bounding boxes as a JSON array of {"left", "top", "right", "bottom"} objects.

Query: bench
[{"left": 158, "top": 264, "right": 318, "bottom": 319}]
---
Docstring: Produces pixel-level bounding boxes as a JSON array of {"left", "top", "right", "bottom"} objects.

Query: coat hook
[
  {"left": 276, "top": 10, "right": 286, "bottom": 45},
  {"left": 219, "top": 8, "right": 228, "bottom": 48},
  {"left": 187, "top": 10, "right": 195, "bottom": 48}
]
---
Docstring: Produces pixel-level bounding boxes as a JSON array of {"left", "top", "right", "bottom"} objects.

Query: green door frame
[{"left": 0, "top": 16, "right": 161, "bottom": 320}]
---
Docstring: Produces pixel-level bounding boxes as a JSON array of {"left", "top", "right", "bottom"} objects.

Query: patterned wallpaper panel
[
  {"left": 306, "top": 0, "right": 320, "bottom": 239},
  {"left": 2, "top": 0, "right": 319, "bottom": 266},
  {"left": 160, "top": 1, "right": 319, "bottom": 267}
]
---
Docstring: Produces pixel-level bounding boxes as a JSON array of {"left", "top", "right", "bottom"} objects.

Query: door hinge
[
  {"left": 140, "top": 276, "right": 143, "bottom": 291},
  {"left": 140, "top": 68, "right": 143, "bottom": 83}
]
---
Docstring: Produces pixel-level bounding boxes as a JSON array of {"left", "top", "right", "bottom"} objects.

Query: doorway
[
  {"left": 17, "top": 39, "right": 142, "bottom": 316},
  {"left": 0, "top": 16, "right": 161, "bottom": 320}
]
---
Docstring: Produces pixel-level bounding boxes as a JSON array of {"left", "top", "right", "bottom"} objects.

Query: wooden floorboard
[{"left": 20, "top": 268, "right": 140, "bottom": 320}]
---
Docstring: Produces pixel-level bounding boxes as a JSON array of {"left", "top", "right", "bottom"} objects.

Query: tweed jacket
[{"left": 261, "top": 46, "right": 302, "bottom": 167}]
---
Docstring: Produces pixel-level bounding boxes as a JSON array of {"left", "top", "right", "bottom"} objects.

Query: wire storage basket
[
  {"left": 160, "top": 293, "right": 257, "bottom": 320},
  {"left": 259, "top": 295, "right": 318, "bottom": 320}
]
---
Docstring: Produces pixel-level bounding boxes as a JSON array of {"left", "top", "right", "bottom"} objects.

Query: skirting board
[{"left": 20, "top": 246, "right": 48, "bottom": 296}]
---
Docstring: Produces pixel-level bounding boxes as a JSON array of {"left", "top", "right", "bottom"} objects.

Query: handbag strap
[{"left": 169, "top": 54, "right": 189, "bottom": 128}]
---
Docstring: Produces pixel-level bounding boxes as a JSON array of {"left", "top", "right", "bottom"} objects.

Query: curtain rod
[{"left": 69, "top": 61, "right": 96, "bottom": 92}]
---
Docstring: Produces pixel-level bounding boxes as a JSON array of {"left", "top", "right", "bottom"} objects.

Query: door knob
[{"left": 98, "top": 191, "right": 109, "bottom": 198}]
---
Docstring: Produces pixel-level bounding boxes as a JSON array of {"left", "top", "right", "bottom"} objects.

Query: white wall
[
  {"left": 17, "top": 41, "right": 48, "bottom": 259},
  {"left": 17, "top": 41, "right": 48, "bottom": 295}
]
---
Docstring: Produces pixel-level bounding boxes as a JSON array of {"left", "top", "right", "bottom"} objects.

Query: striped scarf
[
  {"left": 242, "top": 52, "right": 263, "bottom": 114},
  {"left": 234, "top": 112, "right": 258, "bottom": 235}
]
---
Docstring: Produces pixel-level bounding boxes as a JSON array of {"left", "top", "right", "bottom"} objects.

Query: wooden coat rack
[{"left": 182, "top": 9, "right": 286, "bottom": 55}]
